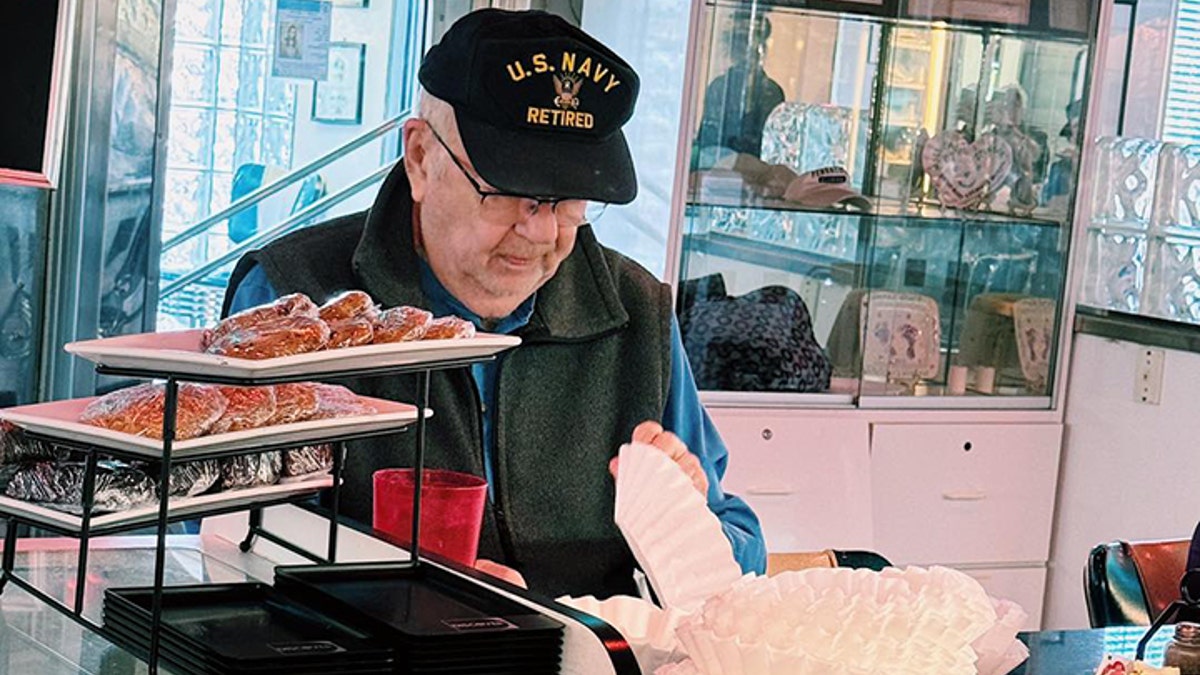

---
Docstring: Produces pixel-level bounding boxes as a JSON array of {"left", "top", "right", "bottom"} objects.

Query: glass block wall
[
  {"left": 0, "top": 186, "right": 48, "bottom": 406},
  {"left": 159, "top": 0, "right": 297, "bottom": 330}
]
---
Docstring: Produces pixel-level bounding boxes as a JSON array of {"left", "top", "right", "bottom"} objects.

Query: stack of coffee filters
[
  {"left": 586, "top": 441, "right": 1030, "bottom": 674},
  {"left": 975, "top": 598, "right": 1031, "bottom": 675},
  {"left": 555, "top": 594, "right": 689, "bottom": 673},
  {"left": 657, "top": 565, "right": 1030, "bottom": 674}
]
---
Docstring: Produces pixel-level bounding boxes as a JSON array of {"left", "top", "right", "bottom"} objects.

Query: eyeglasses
[{"left": 424, "top": 122, "right": 606, "bottom": 229}]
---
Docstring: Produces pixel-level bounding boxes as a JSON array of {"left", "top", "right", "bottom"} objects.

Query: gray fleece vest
[{"left": 222, "top": 163, "right": 672, "bottom": 598}]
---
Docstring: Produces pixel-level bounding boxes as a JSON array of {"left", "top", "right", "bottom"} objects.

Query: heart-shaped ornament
[{"left": 922, "top": 131, "right": 1013, "bottom": 209}]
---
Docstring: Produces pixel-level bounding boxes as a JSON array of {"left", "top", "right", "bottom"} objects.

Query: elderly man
[{"left": 222, "top": 8, "right": 765, "bottom": 597}]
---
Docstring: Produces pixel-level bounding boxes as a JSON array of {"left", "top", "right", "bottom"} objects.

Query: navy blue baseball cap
[{"left": 419, "top": 9, "right": 640, "bottom": 204}]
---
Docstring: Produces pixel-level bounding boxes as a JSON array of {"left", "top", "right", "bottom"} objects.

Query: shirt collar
[{"left": 418, "top": 258, "right": 536, "bottom": 335}]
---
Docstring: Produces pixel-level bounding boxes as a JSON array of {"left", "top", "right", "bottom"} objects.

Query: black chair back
[
  {"left": 1086, "top": 541, "right": 1152, "bottom": 627},
  {"left": 1085, "top": 540, "right": 1191, "bottom": 628},
  {"left": 834, "top": 550, "right": 891, "bottom": 572}
]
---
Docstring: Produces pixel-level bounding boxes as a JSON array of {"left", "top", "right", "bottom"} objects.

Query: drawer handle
[
  {"left": 942, "top": 490, "right": 988, "bottom": 502},
  {"left": 746, "top": 487, "right": 797, "bottom": 496}
]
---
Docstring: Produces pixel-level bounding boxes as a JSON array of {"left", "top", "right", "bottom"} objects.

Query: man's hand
[
  {"left": 474, "top": 559, "right": 527, "bottom": 588},
  {"left": 729, "top": 153, "right": 798, "bottom": 198},
  {"left": 609, "top": 421, "right": 709, "bottom": 496},
  {"left": 754, "top": 163, "right": 799, "bottom": 198}
]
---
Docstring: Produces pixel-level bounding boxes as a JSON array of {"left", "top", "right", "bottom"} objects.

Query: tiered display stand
[{"left": 0, "top": 330, "right": 520, "bottom": 673}]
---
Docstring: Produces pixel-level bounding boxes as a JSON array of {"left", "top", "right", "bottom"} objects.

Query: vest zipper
[{"left": 471, "top": 361, "right": 519, "bottom": 566}]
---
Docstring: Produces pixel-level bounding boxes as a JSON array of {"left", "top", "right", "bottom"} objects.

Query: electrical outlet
[{"left": 1135, "top": 348, "right": 1165, "bottom": 405}]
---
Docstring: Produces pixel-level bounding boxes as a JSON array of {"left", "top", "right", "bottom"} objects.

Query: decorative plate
[
  {"left": 858, "top": 291, "right": 941, "bottom": 382},
  {"left": 0, "top": 396, "right": 421, "bottom": 459},
  {"left": 922, "top": 130, "right": 1013, "bottom": 209},
  {"left": 1012, "top": 297, "right": 1056, "bottom": 391},
  {"left": 65, "top": 329, "right": 521, "bottom": 380}
]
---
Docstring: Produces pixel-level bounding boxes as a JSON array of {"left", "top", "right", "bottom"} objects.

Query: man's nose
[{"left": 515, "top": 203, "right": 559, "bottom": 244}]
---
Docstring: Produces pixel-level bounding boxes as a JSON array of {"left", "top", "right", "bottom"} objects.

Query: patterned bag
[{"left": 680, "top": 283, "right": 832, "bottom": 392}]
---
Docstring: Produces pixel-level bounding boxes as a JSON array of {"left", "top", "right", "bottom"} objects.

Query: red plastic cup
[{"left": 372, "top": 468, "right": 488, "bottom": 566}]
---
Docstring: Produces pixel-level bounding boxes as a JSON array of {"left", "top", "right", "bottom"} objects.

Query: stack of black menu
[
  {"left": 103, "top": 563, "right": 565, "bottom": 674},
  {"left": 273, "top": 562, "right": 564, "bottom": 674},
  {"left": 101, "top": 583, "right": 395, "bottom": 674}
]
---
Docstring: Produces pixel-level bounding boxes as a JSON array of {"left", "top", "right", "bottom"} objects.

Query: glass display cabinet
[{"left": 675, "top": 0, "right": 1097, "bottom": 406}]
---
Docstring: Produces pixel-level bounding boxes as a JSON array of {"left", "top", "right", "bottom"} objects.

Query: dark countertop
[{"left": 1017, "top": 626, "right": 1171, "bottom": 674}]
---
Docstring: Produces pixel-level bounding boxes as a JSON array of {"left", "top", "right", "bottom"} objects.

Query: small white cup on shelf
[
  {"left": 973, "top": 366, "right": 996, "bottom": 394},
  {"left": 947, "top": 365, "right": 968, "bottom": 396}
]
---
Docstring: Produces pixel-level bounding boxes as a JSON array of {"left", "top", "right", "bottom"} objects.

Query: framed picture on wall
[
  {"left": 312, "top": 42, "right": 365, "bottom": 124},
  {"left": 804, "top": 0, "right": 900, "bottom": 18},
  {"left": 0, "top": 0, "right": 75, "bottom": 188},
  {"left": 905, "top": 0, "right": 1031, "bottom": 25},
  {"left": 1047, "top": 0, "right": 1091, "bottom": 33}
]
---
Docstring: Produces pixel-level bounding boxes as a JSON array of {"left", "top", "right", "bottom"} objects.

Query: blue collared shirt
[{"left": 230, "top": 262, "right": 766, "bottom": 574}]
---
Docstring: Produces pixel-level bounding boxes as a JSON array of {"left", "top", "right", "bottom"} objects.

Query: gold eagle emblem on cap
[{"left": 553, "top": 74, "right": 582, "bottom": 110}]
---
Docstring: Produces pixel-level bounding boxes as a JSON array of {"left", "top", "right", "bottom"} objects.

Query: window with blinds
[{"left": 1164, "top": 0, "right": 1200, "bottom": 142}]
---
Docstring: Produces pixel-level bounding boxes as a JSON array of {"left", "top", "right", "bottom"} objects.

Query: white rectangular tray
[
  {"left": 65, "top": 329, "right": 521, "bottom": 380},
  {"left": 0, "top": 396, "right": 422, "bottom": 459},
  {"left": 0, "top": 474, "right": 333, "bottom": 534}
]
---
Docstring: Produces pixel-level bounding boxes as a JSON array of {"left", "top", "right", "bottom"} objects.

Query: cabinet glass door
[{"left": 677, "top": 0, "right": 1095, "bottom": 406}]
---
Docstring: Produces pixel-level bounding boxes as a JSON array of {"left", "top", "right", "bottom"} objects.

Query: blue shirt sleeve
[
  {"left": 662, "top": 316, "right": 768, "bottom": 575},
  {"left": 228, "top": 264, "right": 279, "bottom": 314}
]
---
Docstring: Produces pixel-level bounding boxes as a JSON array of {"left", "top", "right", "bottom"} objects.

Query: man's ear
[{"left": 403, "top": 119, "right": 430, "bottom": 202}]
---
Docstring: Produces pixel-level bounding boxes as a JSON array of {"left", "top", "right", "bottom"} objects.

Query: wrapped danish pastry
[
  {"left": 318, "top": 290, "right": 379, "bottom": 324},
  {"left": 209, "top": 386, "right": 277, "bottom": 434},
  {"left": 424, "top": 316, "right": 476, "bottom": 339},
  {"left": 79, "top": 383, "right": 227, "bottom": 440},
  {"left": 201, "top": 292, "right": 319, "bottom": 349},
  {"left": 266, "top": 383, "right": 321, "bottom": 425},
  {"left": 373, "top": 306, "right": 433, "bottom": 343},
  {"left": 204, "top": 315, "right": 331, "bottom": 359}
]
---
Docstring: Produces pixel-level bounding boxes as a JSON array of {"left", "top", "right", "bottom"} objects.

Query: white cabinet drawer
[
  {"left": 957, "top": 565, "right": 1047, "bottom": 631},
  {"left": 709, "top": 411, "right": 873, "bottom": 552},
  {"left": 871, "top": 423, "right": 1062, "bottom": 566}
]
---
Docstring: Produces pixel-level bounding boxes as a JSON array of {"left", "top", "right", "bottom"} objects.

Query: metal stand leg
[
  {"left": 147, "top": 378, "right": 180, "bottom": 674},
  {"left": 74, "top": 451, "right": 99, "bottom": 615},
  {"left": 240, "top": 509, "right": 263, "bottom": 553},
  {"left": 326, "top": 443, "right": 344, "bottom": 563},
  {"left": 0, "top": 519, "right": 17, "bottom": 593},
  {"left": 409, "top": 371, "right": 431, "bottom": 568}
]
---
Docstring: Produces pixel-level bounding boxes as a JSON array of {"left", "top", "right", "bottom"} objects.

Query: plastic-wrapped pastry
[
  {"left": 0, "top": 421, "right": 72, "bottom": 463},
  {"left": 267, "top": 383, "right": 320, "bottom": 425},
  {"left": 201, "top": 292, "right": 319, "bottom": 349},
  {"left": 0, "top": 460, "right": 157, "bottom": 514},
  {"left": 134, "top": 459, "right": 222, "bottom": 497},
  {"left": 219, "top": 451, "right": 282, "bottom": 489},
  {"left": 423, "top": 316, "right": 476, "bottom": 340},
  {"left": 282, "top": 445, "right": 334, "bottom": 477},
  {"left": 310, "top": 384, "right": 377, "bottom": 419},
  {"left": 373, "top": 306, "right": 432, "bottom": 343},
  {"left": 327, "top": 316, "right": 375, "bottom": 349},
  {"left": 209, "top": 386, "right": 277, "bottom": 434},
  {"left": 318, "top": 290, "right": 379, "bottom": 324},
  {"left": 205, "top": 315, "right": 331, "bottom": 360},
  {"left": 79, "top": 383, "right": 227, "bottom": 440}
]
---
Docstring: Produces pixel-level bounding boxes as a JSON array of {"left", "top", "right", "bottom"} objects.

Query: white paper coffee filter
[
  {"left": 972, "top": 597, "right": 1030, "bottom": 675},
  {"left": 655, "top": 660, "right": 703, "bottom": 675},
  {"left": 668, "top": 566, "right": 1023, "bottom": 675},
  {"left": 677, "top": 621, "right": 877, "bottom": 675},
  {"left": 557, "top": 594, "right": 690, "bottom": 673},
  {"left": 614, "top": 442, "right": 742, "bottom": 612}
]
